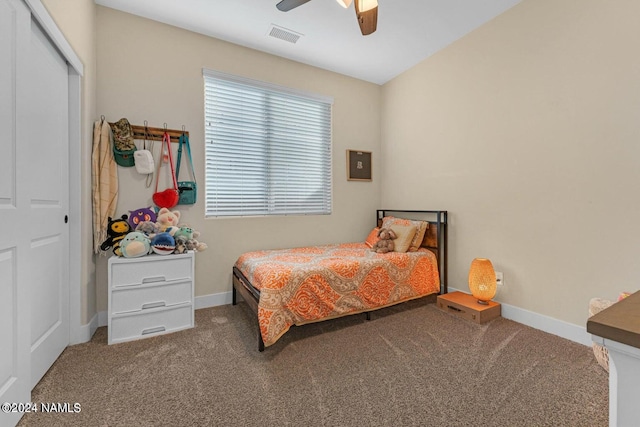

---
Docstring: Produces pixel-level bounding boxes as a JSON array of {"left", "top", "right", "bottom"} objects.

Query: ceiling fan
[{"left": 276, "top": 0, "right": 379, "bottom": 36}]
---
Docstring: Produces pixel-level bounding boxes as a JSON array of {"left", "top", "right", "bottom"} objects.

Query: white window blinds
[{"left": 203, "top": 69, "right": 333, "bottom": 217}]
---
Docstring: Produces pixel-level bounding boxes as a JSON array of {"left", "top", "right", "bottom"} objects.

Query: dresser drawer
[
  {"left": 110, "top": 255, "right": 192, "bottom": 288},
  {"left": 109, "top": 303, "right": 193, "bottom": 344},
  {"left": 110, "top": 280, "right": 193, "bottom": 315}
]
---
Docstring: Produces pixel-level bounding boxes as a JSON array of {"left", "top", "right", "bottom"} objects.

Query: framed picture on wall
[{"left": 346, "top": 150, "right": 372, "bottom": 181}]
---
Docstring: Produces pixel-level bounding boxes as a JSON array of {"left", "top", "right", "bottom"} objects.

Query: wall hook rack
[{"left": 107, "top": 120, "right": 188, "bottom": 143}]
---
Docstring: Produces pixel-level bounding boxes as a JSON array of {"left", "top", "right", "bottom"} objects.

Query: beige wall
[
  {"left": 381, "top": 0, "right": 640, "bottom": 327},
  {"left": 42, "top": 0, "right": 637, "bottom": 332},
  {"left": 95, "top": 7, "right": 382, "bottom": 312},
  {"left": 41, "top": 0, "right": 97, "bottom": 324}
]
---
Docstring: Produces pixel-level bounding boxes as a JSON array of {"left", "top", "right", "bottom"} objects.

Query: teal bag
[{"left": 176, "top": 132, "right": 197, "bottom": 205}]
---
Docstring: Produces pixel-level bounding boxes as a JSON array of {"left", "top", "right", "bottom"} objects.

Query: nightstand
[{"left": 437, "top": 291, "right": 501, "bottom": 324}]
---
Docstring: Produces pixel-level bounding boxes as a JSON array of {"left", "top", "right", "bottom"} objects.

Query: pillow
[
  {"left": 382, "top": 216, "right": 429, "bottom": 252},
  {"left": 365, "top": 227, "right": 380, "bottom": 248},
  {"left": 389, "top": 224, "right": 417, "bottom": 253}
]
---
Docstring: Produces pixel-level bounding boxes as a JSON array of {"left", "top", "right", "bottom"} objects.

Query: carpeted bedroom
[{"left": 19, "top": 299, "right": 608, "bottom": 426}]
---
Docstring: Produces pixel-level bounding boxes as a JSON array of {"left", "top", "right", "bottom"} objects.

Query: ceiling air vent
[{"left": 268, "top": 24, "right": 303, "bottom": 44}]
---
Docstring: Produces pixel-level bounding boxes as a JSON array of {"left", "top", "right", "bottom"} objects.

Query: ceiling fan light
[
  {"left": 357, "top": 0, "right": 377, "bottom": 12},
  {"left": 335, "top": 0, "right": 352, "bottom": 8}
]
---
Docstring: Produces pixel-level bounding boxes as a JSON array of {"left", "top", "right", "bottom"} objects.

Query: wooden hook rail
[
  {"left": 107, "top": 121, "right": 188, "bottom": 143},
  {"left": 130, "top": 124, "right": 188, "bottom": 143}
]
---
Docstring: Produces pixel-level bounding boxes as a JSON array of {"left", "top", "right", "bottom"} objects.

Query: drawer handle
[
  {"left": 447, "top": 305, "right": 463, "bottom": 313},
  {"left": 141, "top": 276, "right": 166, "bottom": 284},
  {"left": 142, "top": 301, "right": 166, "bottom": 310},
  {"left": 141, "top": 326, "right": 166, "bottom": 335}
]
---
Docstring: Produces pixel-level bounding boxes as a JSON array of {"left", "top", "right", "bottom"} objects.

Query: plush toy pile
[
  {"left": 371, "top": 228, "right": 397, "bottom": 253},
  {"left": 102, "top": 207, "right": 207, "bottom": 257}
]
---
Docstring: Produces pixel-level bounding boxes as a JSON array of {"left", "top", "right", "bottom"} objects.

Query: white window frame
[{"left": 203, "top": 69, "right": 333, "bottom": 217}]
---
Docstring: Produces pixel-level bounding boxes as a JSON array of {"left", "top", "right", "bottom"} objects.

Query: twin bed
[{"left": 232, "top": 210, "right": 448, "bottom": 351}]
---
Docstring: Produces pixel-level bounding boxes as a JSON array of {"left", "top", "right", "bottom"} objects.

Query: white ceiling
[{"left": 95, "top": 0, "right": 522, "bottom": 85}]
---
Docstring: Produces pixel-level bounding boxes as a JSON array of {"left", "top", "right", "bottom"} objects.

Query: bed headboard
[{"left": 376, "top": 209, "right": 448, "bottom": 294}]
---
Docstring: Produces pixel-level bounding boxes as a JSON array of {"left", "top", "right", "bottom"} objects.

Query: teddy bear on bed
[{"left": 371, "top": 228, "right": 397, "bottom": 254}]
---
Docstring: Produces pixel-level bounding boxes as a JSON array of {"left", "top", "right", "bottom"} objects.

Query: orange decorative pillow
[
  {"left": 365, "top": 227, "right": 380, "bottom": 248},
  {"left": 382, "top": 216, "right": 428, "bottom": 252}
]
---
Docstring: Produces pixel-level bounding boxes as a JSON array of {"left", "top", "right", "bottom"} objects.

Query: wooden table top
[{"left": 587, "top": 291, "right": 640, "bottom": 349}]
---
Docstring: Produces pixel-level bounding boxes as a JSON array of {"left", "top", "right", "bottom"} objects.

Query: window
[{"left": 203, "top": 69, "right": 333, "bottom": 217}]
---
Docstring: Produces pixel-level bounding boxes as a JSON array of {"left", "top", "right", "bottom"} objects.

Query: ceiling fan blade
[
  {"left": 354, "top": 0, "right": 378, "bottom": 35},
  {"left": 276, "top": 0, "right": 313, "bottom": 12}
]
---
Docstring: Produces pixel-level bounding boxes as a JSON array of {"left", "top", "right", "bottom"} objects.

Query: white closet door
[
  {"left": 25, "top": 18, "right": 70, "bottom": 389},
  {"left": 0, "top": 4, "right": 71, "bottom": 425},
  {"left": 0, "top": 0, "right": 32, "bottom": 425}
]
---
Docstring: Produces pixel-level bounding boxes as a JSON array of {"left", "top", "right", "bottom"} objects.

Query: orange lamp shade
[{"left": 468, "top": 258, "right": 497, "bottom": 304}]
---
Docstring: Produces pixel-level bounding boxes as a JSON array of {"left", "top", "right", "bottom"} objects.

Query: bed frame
[{"left": 232, "top": 209, "right": 448, "bottom": 351}]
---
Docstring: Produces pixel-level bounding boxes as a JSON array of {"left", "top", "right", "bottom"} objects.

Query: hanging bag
[
  {"left": 111, "top": 118, "right": 137, "bottom": 167},
  {"left": 134, "top": 123, "right": 155, "bottom": 179},
  {"left": 152, "top": 131, "right": 179, "bottom": 209},
  {"left": 176, "top": 131, "right": 197, "bottom": 205}
]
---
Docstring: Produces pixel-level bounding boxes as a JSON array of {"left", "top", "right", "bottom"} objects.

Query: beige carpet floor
[{"left": 18, "top": 299, "right": 608, "bottom": 426}]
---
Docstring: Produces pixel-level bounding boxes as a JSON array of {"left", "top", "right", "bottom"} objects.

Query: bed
[{"left": 232, "top": 210, "right": 448, "bottom": 351}]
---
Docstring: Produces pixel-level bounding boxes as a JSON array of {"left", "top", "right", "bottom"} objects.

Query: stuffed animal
[
  {"left": 173, "top": 234, "right": 208, "bottom": 254},
  {"left": 173, "top": 235, "right": 189, "bottom": 254},
  {"left": 128, "top": 206, "right": 157, "bottom": 231},
  {"left": 119, "top": 232, "right": 151, "bottom": 258},
  {"left": 186, "top": 238, "right": 207, "bottom": 252},
  {"left": 151, "top": 232, "right": 176, "bottom": 255},
  {"left": 100, "top": 214, "right": 130, "bottom": 256},
  {"left": 155, "top": 207, "right": 181, "bottom": 233},
  {"left": 173, "top": 226, "right": 196, "bottom": 240},
  {"left": 135, "top": 220, "right": 160, "bottom": 238},
  {"left": 371, "top": 228, "right": 397, "bottom": 254},
  {"left": 172, "top": 225, "right": 207, "bottom": 253}
]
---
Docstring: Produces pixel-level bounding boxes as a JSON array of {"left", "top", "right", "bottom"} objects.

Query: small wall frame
[{"left": 346, "top": 150, "right": 372, "bottom": 181}]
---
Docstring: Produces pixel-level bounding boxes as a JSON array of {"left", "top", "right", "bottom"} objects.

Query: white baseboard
[
  {"left": 449, "top": 287, "right": 592, "bottom": 347},
  {"left": 195, "top": 291, "right": 233, "bottom": 309},
  {"left": 98, "top": 310, "right": 108, "bottom": 328},
  {"left": 70, "top": 312, "right": 100, "bottom": 344}
]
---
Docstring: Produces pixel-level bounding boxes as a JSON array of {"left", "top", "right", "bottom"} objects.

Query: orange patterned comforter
[{"left": 234, "top": 242, "right": 440, "bottom": 347}]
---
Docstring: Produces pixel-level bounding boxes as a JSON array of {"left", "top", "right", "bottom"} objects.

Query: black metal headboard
[{"left": 376, "top": 209, "right": 448, "bottom": 294}]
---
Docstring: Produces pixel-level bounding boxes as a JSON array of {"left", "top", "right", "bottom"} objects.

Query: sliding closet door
[
  {"left": 1, "top": 2, "right": 74, "bottom": 425},
  {"left": 0, "top": 0, "right": 32, "bottom": 424},
  {"left": 26, "top": 17, "right": 71, "bottom": 389}
]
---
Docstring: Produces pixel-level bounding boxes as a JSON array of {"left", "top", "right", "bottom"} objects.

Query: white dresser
[{"left": 108, "top": 251, "right": 195, "bottom": 345}]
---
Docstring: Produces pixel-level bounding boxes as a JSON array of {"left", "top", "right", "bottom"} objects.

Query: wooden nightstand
[{"left": 437, "top": 291, "right": 501, "bottom": 324}]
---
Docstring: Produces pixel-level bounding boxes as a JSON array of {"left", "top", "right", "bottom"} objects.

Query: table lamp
[{"left": 468, "top": 258, "right": 497, "bottom": 305}]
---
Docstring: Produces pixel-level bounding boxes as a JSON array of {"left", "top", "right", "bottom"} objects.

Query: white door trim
[
  {"left": 68, "top": 71, "right": 84, "bottom": 344},
  {"left": 24, "top": 0, "right": 83, "bottom": 74},
  {"left": 23, "top": 0, "right": 84, "bottom": 345}
]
